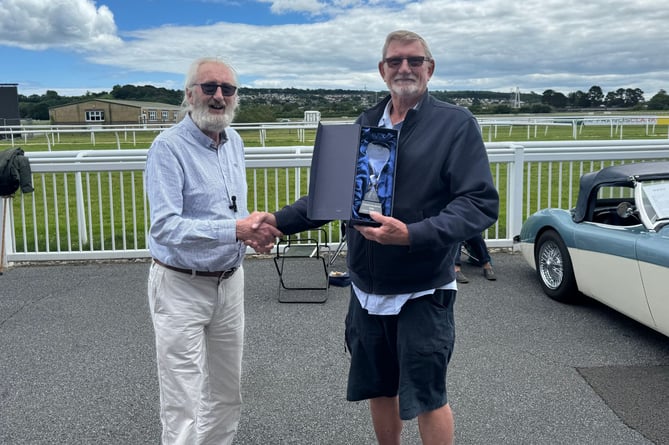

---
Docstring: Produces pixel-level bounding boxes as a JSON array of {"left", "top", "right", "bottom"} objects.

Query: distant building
[{"left": 49, "top": 99, "right": 181, "bottom": 125}]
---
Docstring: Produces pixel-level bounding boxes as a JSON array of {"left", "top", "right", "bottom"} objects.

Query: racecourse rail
[
  {"left": 2, "top": 115, "right": 669, "bottom": 148},
  {"left": 1, "top": 132, "right": 669, "bottom": 265}
]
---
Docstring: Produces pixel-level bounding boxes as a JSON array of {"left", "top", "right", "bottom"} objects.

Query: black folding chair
[
  {"left": 273, "top": 228, "right": 330, "bottom": 303},
  {"left": 329, "top": 221, "right": 347, "bottom": 267}
]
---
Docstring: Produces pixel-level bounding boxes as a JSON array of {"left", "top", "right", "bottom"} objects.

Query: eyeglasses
[
  {"left": 383, "top": 56, "right": 432, "bottom": 68},
  {"left": 193, "top": 83, "right": 238, "bottom": 96}
]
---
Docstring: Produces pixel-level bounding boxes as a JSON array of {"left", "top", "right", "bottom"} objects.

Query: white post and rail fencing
[{"left": 1, "top": 139, "right": 668, "bottom": 266}]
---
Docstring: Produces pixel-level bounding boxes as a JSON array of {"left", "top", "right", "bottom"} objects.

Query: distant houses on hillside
[{"left": 44, "top": 94, "right": 523, "bottom": 127}]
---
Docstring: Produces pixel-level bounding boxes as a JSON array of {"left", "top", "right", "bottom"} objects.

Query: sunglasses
[
  {"left": 193, "top": 83, "right": 238, "bottom": 96},
  {"left": 383, "top": 57, "right": 431, "bottom": 68}
]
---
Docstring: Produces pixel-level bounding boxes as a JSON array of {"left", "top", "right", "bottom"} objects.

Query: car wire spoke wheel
[
  {"left": 538, "top": 241, "right": 563, "bottom": 290},
  {"left": 534, "top": 229, "right": 579, "bottom": 303}
]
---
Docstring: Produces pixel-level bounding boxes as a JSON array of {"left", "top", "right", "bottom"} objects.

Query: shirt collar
[
  {"left": 378, "top": 101, "right": 394, "bottom": 129},
  {"left": 378, "top": 100, "right": 421, "bottom": 131},
  {"left": 183, "top": 113, "right": 229, "bottom": 149}
]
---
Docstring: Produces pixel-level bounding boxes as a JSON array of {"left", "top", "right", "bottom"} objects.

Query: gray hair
[
  {"left": 178, "top": 57, "right": 239, "bottom": 119},
  {"left": 381, "top": 30, "right": 433, "bottom": 61}
]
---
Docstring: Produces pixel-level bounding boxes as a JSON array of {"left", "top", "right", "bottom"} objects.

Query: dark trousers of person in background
[{"left": 454, "top": 234, "right": 496, "bottom": 282}]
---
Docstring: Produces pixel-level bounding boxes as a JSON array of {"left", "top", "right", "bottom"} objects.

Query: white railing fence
[
  {"left": 3, "top": 115, "right": 667, "bottom": 148},
  {"left": 0, "top": 121, "right": 319, "bottom": 150},
  {"left": 1, "top": 139, "right": 668, "bottom": 265}
]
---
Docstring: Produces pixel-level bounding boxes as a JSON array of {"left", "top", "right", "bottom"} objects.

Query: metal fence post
[
  {"left": 508, "top": 144, "right": 525, "bottom": 250},
  {"left": 1, "top": 197, "right": 13, "bottom": 272},
  {"left": 75, "top": 152, "right": 89, "bottom": 246}
]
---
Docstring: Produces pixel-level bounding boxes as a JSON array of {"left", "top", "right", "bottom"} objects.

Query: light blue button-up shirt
[{"left": 145, "top": 114, "right": 247, "bottom": 271}]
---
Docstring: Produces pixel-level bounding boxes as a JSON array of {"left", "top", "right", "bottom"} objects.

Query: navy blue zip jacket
[{"left": 274, "top": 91, "right": 499, "bottom": 295}]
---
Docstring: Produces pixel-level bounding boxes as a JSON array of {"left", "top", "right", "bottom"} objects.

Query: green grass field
[
  {"left": 3, "top": 114, "right": 669, "bottom": 152},
  {"left": 2, "top": 117, "right": 668, "bottom": 254}
]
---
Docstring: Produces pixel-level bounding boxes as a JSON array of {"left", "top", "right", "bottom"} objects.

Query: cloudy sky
[{"left": 1, "top": 0, "right": 667, "bottom": 99}]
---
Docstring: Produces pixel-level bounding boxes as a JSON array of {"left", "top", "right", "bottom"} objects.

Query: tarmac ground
[{"left": 1, "top": 251, "right": 668, "bottom": 444}]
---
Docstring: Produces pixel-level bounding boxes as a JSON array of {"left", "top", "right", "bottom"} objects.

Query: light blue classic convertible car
[{"left": 515, "top": 161, "right": 669, "bottom": 337}]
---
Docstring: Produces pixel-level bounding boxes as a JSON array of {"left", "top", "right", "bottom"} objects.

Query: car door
[
  {"left": 635, "top": 228, "right": 669, "bottom": 336},
  {"left": 571, "top": 222, "right": 655, "bottom": 328}
]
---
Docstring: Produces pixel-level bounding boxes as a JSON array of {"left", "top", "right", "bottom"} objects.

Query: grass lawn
[{"left": 2, "top": 115, "right": 668, "bottom": 253}]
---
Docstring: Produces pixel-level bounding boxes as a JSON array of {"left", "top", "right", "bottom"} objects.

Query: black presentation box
[{"left": 307, "top": 123, "right": 398, "bottom": 226}]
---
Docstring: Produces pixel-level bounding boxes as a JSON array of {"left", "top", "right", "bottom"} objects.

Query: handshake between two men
[
  {"left": 235, "top": 211, "right": 281, "bottom": 254},
  {"left": 235, "top": 210, "right": 412, "bottom": 255}
]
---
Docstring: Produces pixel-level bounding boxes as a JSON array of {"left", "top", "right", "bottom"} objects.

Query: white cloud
[
  {"left": 2, "top": 0, "right": 668, "bottom": 97},
  {"left": 260, "top": 0, "right": 326, "bottom": 15},
  {"left": 256, "top": 0, "right": 411, "bottom": 16},
  {"left": 0, "top": 0, "right": 122, "bottom": 51}
]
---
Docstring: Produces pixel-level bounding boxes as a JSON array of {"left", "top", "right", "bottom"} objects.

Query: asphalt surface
[{"left": 1, "top": 251, "right": 668, "bottom": 445}]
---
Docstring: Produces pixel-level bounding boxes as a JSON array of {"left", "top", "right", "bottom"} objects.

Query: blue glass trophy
[{"left": 359, "top": 142, "right": 390, "bottom": 215}]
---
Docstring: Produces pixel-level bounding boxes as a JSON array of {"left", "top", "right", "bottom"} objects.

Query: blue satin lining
[{"left": 352, "top": 127, "right": 397, "bottom": 221}]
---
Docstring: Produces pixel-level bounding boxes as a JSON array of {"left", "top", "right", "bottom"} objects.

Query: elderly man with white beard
[{"left": 144, "top": 57, "right": 281, "bottom": 445}]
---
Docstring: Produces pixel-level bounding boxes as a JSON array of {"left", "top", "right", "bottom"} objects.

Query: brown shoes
[{"left": 456, "top": 270, "right": 469, "bottom": 283}]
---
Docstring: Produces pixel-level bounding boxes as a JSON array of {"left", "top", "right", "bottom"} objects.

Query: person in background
[
  {"left": 256, "top": 30, "right": 499, "bottom": 445},
  {"left": 454, "top": 234, "right": 496, "bottom": 283},
  {"left": 145, "top": 57, "right": 280, "bottom": 445}
]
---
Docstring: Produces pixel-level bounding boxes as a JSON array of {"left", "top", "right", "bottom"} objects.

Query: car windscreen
[{"left": 638, "top": 180, "right": 669, "bottom": 227}]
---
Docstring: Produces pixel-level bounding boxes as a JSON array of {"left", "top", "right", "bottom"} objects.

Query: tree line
[{"left": 16, "top": 84, "right": 669, "bottom": 123}]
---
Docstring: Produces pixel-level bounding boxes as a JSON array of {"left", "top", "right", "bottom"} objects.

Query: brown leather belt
[{"left": 153, "top": 258, "right": 237, "bottom": 280}]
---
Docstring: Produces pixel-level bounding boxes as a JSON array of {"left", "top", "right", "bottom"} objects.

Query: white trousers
[{"left": 148, "top": 263, "right": 245, "bottom": 445}]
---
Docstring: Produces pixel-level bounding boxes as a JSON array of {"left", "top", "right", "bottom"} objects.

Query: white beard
[
  {"left": 190, "top": 104, "right": 235, "bottom": 133},
  {"left": 389, "top": 78, "right": 421, "bottom": 98}
]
